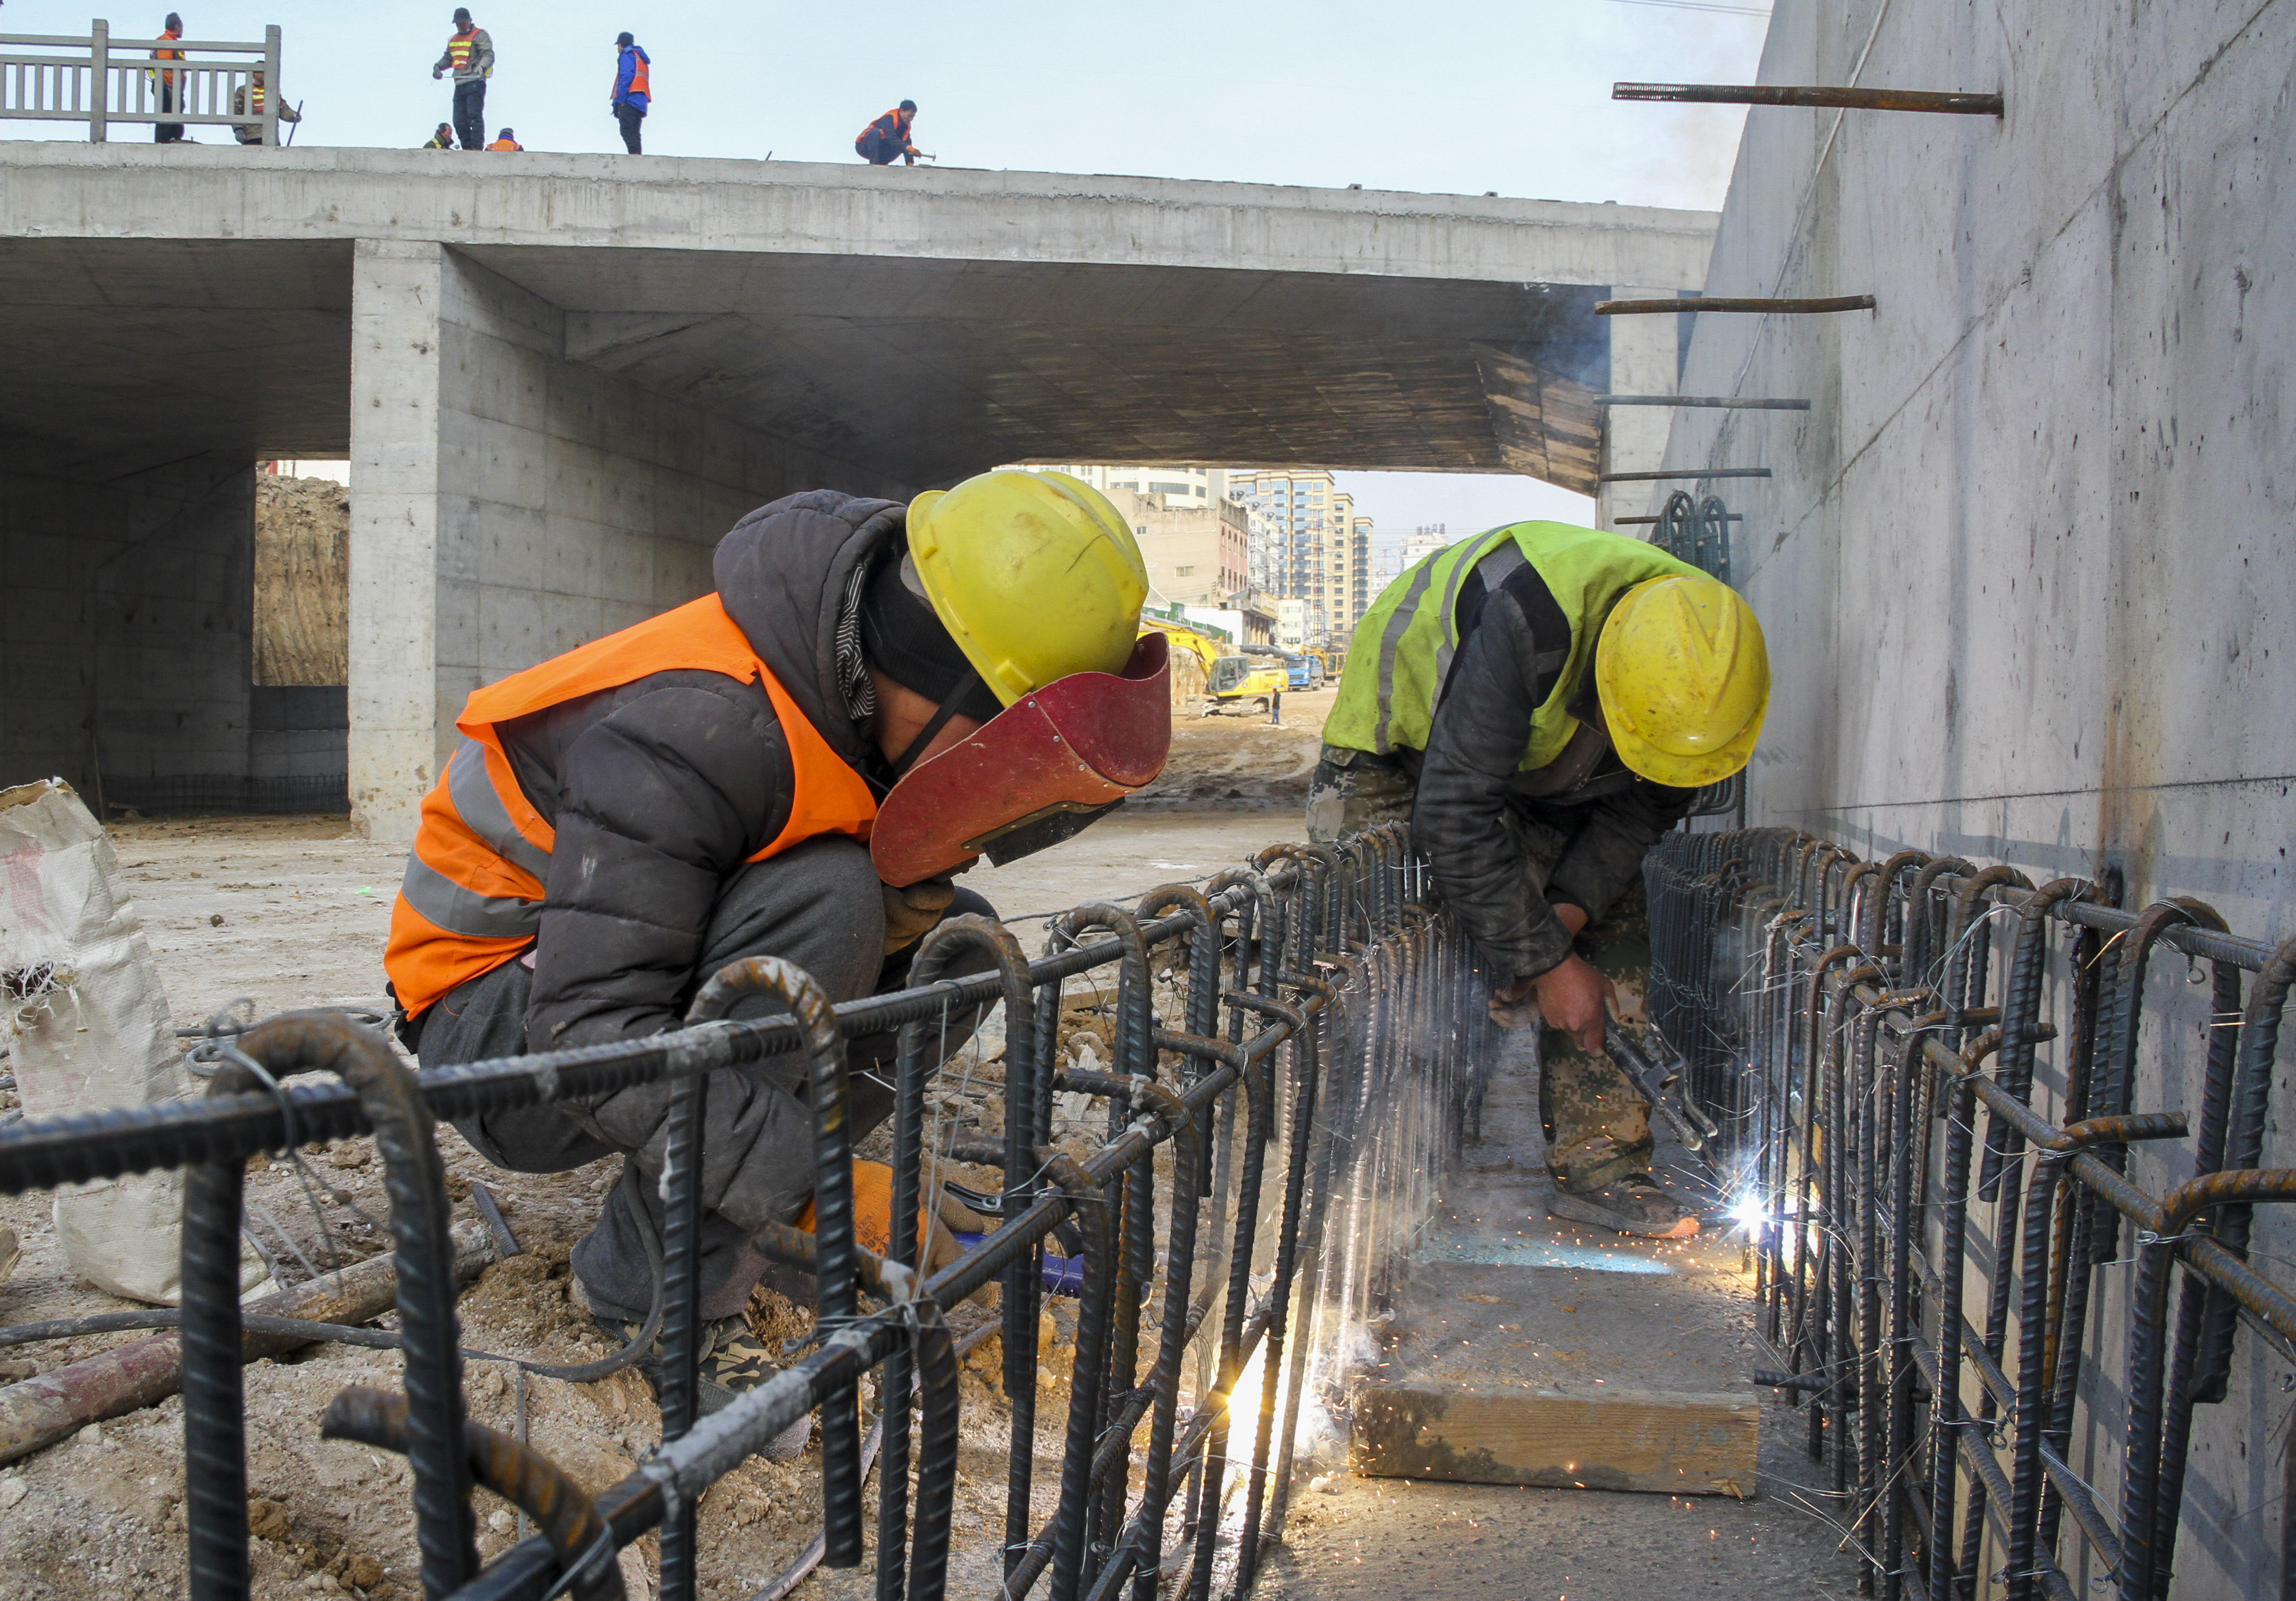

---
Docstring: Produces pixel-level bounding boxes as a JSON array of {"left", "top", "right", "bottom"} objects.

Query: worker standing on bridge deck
[
  {"left": 432, "top": 7, "right": 493, "bottom": 151},
  {"left": 856, "top": 99, "right": 922, "bottom": 164},
  {"left": 1311, "top": 522, "right": 1767, "bottom": 1239},
  {"left": 610, "top": 31, "right": 650, "bottom": 153},
  {"left": 384, "top": 472, "right": 1166, "bottom": 1423},
  {"left": 149, "top": 14, "right": 185, "bottom": 143},
  {"left": 230, "top": 69, "right": 298, "bottom": 144}
]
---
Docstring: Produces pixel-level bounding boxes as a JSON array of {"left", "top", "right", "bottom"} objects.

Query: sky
[{"left": 3, "top": 0, "right": 1769, "bottom": 545}]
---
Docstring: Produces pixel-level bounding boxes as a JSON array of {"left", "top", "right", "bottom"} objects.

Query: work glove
[{"left": 881, "top": 876, "right": 957, "bottom": 954}]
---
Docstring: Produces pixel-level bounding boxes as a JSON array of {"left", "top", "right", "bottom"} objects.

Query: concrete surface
[
  {"left": 1651, "top": 2, "right": 2296, "bottom": 1595},
  {"left": 1258, "top": 1047, "right": 1866, "bottom": 1601},
  {"left": 0, "top": 453, "right": 257, "bottom": 806},
  {"left": 345, "top": 238, "right": 907, "bottom": 839}
]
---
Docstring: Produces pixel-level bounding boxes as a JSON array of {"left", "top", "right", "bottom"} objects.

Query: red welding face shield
[{"left": 870, "top": 633, "right": 1172, "bottom": 888}]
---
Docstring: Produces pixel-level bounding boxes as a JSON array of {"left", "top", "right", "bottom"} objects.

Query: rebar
[{"left": 1645, "top": 828, "right": 2296, "bottom": 1601}]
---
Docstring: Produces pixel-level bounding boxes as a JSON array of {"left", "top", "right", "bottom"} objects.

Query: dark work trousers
[
  {"left": 155, "top": 85, "right": 183, "bottom": 142},
  {"left": 451, "top": 79, "right": 486, "bottom": 150},
  {"left": 415, "top": 836, "right": 999, "bottom": 1323},
  {"left": 615, "top": 102, "right": 644, "bottom": 153}
]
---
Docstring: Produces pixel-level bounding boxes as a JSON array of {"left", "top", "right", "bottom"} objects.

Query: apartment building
[{"left": 1224, "top": 469, "right": 1375, "bottom": 646}]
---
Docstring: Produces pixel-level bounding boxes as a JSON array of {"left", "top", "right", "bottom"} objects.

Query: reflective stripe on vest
[
  {"left": 619, "top": 49, "right": 649, "bottom": 101},
  {"left": 1323, "top": 521, "right": 1703, "bottom": 771},
  {"left": 385, "top": 594, "right": 878, "bottom": 1016},
  {"left": 448, "top": 30, "right": 475, "bottom": 70}
]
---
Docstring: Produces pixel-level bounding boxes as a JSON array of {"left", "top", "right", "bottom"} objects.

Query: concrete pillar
[
  {"left": 1595, "top": 288, "right": 1686, "bottom": 532},
  {"left": 347, "top": 240, "right": 913, "bottom": 843}
]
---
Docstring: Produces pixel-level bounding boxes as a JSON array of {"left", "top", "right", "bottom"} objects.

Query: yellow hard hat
[
  {"left": 1593, "top": 574, "right": 1769, "bottom": 788},
  {"left": 906, "top": 470, "right": 1148, "bottom": 705}
]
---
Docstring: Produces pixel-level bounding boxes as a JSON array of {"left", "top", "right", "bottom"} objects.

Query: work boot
[
  {"left": 1548, "top": 1174, "right": 1700, "bottom": 1240},
  {"left": 592, "top": 1312, "right": 814, "bottom": 1461}
]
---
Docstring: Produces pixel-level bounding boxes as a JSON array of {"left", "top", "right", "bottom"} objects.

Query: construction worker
[
  {"left": 856, "top": 100, "right": 921, "bottom": 165},
  {"left": 610, "top": 31, "right": 649, "bottom": 154},
  {"left": 149, "top": 13, "right": 185, "bottom": 143},
  {"left": 432, "top": 7, "right": 494, "bottom": 151},
  {"left": 387, "top": 473, "right": 1166, "bottom": 1415},
  {"left": 423, "top": 121, "right": 455, "bottom": 149},
  {"left": 487, "top": 127, "right": 523, "bottom": 151},
  {"left": 1311, "top": 522, "right": 1768, "bottom": 1239},
  {"left": 229, "top": 69, "right": 298, "bottom": 144}
]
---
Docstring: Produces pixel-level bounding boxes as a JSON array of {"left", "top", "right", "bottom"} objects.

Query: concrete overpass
[{"left": 0, "top": 144, "right": 1715, "bottom": 838}]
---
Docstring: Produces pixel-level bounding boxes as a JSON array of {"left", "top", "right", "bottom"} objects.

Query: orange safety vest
[
  {"left": 446, "top": 27, "right": 478, "bottom": 72},
  {"left": 151, "top": 28, "right": 182, "bottom": 87},
  {"left": 617, "top": 49, "right": 650, "bottom": 101},
  {"left": 488, "top": 136, "right": 522, "bottom": 150},
  {"left": 385, "top": 595, "right": 879, "bottom": 1017}
]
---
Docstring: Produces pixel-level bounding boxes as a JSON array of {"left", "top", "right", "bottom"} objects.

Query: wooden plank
[{"left": 1351, "top": 1382, "right": 1758, "bottom": 1497}]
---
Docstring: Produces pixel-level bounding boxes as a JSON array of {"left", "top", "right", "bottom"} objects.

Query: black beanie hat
[{"left": 859, "top": 546, "right": 1003, "bottom": 723}]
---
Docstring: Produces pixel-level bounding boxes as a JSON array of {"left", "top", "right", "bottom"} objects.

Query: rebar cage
[
  {"left": 0, "top": 824, "right": 1493, "bottom": 1601},
  {"left": 1644, "top": 827, "right": 2296, "bottom": 1601}
]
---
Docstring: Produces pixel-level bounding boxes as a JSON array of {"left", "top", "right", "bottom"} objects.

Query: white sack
[{"left": 0, "top": 778, "right": 193, "bottom": 1305}]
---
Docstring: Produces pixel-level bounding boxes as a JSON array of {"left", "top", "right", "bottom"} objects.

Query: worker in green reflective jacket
[{"left": 1311, "top": 522, "right": 1768, "bottom": 1238}]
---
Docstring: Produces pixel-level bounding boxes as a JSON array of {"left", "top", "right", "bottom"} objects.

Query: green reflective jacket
[{"left": 1324, "top": 521, "right": 1702, "bottom": 769}]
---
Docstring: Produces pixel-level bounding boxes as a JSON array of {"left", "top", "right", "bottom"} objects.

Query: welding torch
[{"left": 1603, "top": 1021, "right": 1718, "bottom": 1155}]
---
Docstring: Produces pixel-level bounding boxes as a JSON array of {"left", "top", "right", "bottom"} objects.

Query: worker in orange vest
[
  {"left": 387, "top": 473, "right": 1166, "bottom": 1419},
  {"left": 432, "top": 7, "right": 494, "bottom": 150},
  {"left": 486, "top": 127, "right": 522, "bottom": 150},
  {"left": 149, "top": 13, "right": 185, "bottom": 143},
  {"left": 610, "top": 31, "right": 650, "bottom": 154},
  {"left": 855, "top": 99, "right": 923, "bottom": 165}
]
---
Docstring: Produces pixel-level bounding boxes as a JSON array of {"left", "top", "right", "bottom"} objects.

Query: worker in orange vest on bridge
[
  {"left": 486, "top": 127, "right": 522, "bottom": 150},
  {"left": 385, "top": 472, "right": 1167, "bottom": 1425},
  {"left": 610, "top": 31, "right": 650, "bottom": 154},
  {"left": 149, "top": 13, "right": 186, "bottom": 143},
  {"left": 432, "top": 7, "right": 494, "bottom": 150},
  {"left": 855, "top": 100, "right": 924, "bottom": 165}
]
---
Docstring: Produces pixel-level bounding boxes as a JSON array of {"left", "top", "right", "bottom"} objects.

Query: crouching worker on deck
[
  {"left": 384, "top": 472, "right": 1168, "bottom": 1434},
  {"left": 1310, "top": 522, "right": 1767, "bottom": 1239}
]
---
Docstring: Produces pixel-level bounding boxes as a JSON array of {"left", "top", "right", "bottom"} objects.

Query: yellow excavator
[{"left": 1142, "top": 621, "right": 1287, "bottom": 715}]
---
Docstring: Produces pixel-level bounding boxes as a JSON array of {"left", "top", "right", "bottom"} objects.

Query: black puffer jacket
[
  {"left": 490, "top": 491, "right": 903, "bottom": 1052},
  {"left": 1410, "top": 554, "right": 1695, "bottom": 986}
]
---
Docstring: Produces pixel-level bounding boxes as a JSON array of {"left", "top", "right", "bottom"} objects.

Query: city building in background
[{"left": 1225, "top": 468, "right": 1376, "bottom": 647}]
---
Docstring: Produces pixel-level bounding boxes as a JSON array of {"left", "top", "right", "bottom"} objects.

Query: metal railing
[
  {"left": 0, "top": 823, "right": 1489, "bottom": 1601},
  {"left": 1644, "top": 827, "right": 2296, "bottom": 1601},
  {"left": 1, "top": 20, "right": 282, "bottom": 143}
]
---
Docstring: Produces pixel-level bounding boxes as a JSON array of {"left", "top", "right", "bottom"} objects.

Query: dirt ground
[
  {"left": 0, "top": 798, "right": 1305, "bottom": 1601},
  {"left": 1128, "top": 689, "right": 1331, "bottom": 812}
]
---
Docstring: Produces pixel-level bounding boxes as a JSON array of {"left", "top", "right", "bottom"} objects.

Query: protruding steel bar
[
  {"left": 1613, "top": 82, "right": 2004, "bottom": 115},
  {"left": 1598, "top": 467, "right": 1774, "bottom": 481},
  {"left": 1598, "top": 394, "right": 1813, "bottom": 409},
  {"left": 1596, "top": 295, "right": 1876, "bottom": 315}
]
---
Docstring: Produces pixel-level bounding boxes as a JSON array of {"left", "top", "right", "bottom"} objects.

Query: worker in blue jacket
[{"left": 611, "top": 31, "right": 650, "bottom": 153}]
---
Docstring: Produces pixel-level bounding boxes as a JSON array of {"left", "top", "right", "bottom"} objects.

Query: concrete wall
[
  {"left": 1664, "top": 2, "right": 2296, "bottom": 1595},
  {"left": 348, "top": 241, "right": 909, "bottom": 842},
  {"left": 0, "top": 454, "right": 257, "bottom": 810}
]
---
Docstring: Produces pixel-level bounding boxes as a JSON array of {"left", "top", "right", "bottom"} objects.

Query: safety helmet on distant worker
[
  {"left": 1593, "top": 574, "right": 1769, "bottom": 789},
  {"left": 870, "top": 470, "right": 1167, "bottom": 888},
  {"left": 903, "top": 470, "right": 1148, "bottom": 705}
]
